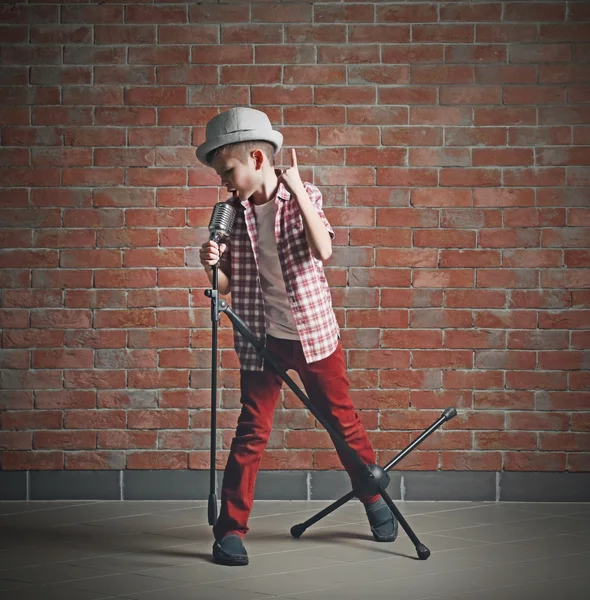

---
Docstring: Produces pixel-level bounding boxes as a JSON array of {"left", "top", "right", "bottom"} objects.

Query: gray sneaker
[
  {"left": 365, "top": 497, "right": 399, "bottom": 542},
  {"left": 212, "top": 534, "right": 249, "bottom": 566}
]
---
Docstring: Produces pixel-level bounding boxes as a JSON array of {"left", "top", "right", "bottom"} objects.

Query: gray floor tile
[
  {"left": 0, "top": 500, "right": 588, "bottom": 599},
  {"left": 0, "top": 583, "right": 116, "bottom": 600}
]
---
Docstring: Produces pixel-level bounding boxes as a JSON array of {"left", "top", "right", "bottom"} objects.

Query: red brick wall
[{"left": 0, "top": 2, "right": 589, "bottom": 475}]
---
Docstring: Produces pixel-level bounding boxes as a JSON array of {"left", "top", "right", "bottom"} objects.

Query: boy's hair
[{"left": 206, "top": 140, "right": 275, "bottom": 167}]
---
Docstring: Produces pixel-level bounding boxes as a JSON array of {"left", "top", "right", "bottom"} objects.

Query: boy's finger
[{"left": 291, "top": 148, "right": 297, "bottom": 167}]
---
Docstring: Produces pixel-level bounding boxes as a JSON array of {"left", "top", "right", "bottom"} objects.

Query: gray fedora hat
[{"left": 196, "top": 107, "right": 283, "bottom": 166}]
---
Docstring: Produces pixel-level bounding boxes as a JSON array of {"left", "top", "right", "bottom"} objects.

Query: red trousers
[{"left": 213, "top": 335, "right": 380, "bottom": 541}]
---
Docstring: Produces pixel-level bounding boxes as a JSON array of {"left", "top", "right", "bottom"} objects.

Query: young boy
[{"left": 197, "top": 107, "right": 397, "bottom": 566}]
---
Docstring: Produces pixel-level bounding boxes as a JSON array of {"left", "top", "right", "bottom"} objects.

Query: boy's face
[{"left": 211, "top": 148, "right": 262, "bottom": 200}]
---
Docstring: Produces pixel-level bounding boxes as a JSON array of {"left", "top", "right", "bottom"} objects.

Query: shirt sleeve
[{"left": 303, "top": 182, "right": 335, "bottom": 240}]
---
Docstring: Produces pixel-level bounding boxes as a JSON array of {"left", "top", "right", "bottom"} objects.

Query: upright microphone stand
[{"left": 205, "top": 264, "right": 457, "bottom": 560}]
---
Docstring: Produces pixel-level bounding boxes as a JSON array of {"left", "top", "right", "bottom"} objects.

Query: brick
[
  {"left": 540, "top": 310, "right": 590, "bottom": 330},
  {"left": 125, "top": 87, "right": 186, "bottom": 106},
  {"left": 539, "top": 433, "right": 590, "bottom": 452},
  {"left": 349, "top": 26, "right": 410, "bottom": 44},
  {"left": 474, "top": 188, "right": 534, "bottom": 207},
  {"left": 0, "top": 431, "right": 32, "bottom": 451},
  {"left": 570, "top": 372, "right": 590, "bottom": 391},
  {"left": 414, "top": 270, "right": 475, "bottom": 289},
  {"left": 509, "top": 290, "right": 570, "bottom": 311},
  {"left": 475, "top": 390, "right": 534, "bottom": 410},
  {"left": 411, "top": 107, "right": 472, "bottom": 126},
  {"left": 415, "top": 230, "right": 476, "bottom": 248},
  {"left": 568, "top": 168, "right": 590, "bottom": 186},
  {"left": 477, "top": 24, "right": 538, "bottom": 43},
  {"left": 285, "top": 66, "right": 345, "bottom": 85},
  {"left": 412, "top": 65, "right": 473, "bottom": 84},
  {"left": 413, "top": 25, "right": 474, "bottom": 43},
  {"left": 441, "top": 452, "right": 502, "bottom": 471},
  {"left": 477, "top": 269, "right": 539, "bottom": 288},
  {"left": 127, "top": 452, "right": 187, "bottom": 470},
  {"left": 503, "top": 249, "right": 562, "bottom": 268},
  {"left": 448, "top": 411, "right": 506, "bottom": 431},
  {"left": 474, "top": 148, "right": 534, "bottom": 166},
  {"left": 569, "top": 87, "right": 590, "bottom": 105},
  {"left": 440, "top": 168, "right": 501, "bottom": 187},
  {"left": 504, "top": 452, "right": 566, "bottom": 471},
  {"left": 446, "top": 290, "right": 506, "bottom": 308},
  {"left": 504, "top": 168, "right": 566, "bottom": 187},
  {"left": 475, "top": 432, "right": 537, "bottom": 450},
  {"left": 446, "top": 44, "right": 507, "bottom": 64},
  {"left": 378, "top": 86, "right": 436, "bottom": 105},
  {"left": 129, "top": 46, "right": 189, "bottom": 66},
  {"left": 509, "top": 126, "right": 571, "bottom": 146},
  {"left": 285, "top": 106, "right": 345, "bottom": 125},
  {"left": 440, "top": 85, "right": 501, "bottom": 105},
  {"left": 95, "top": 25, "right": 157, "bottom": 45},
  {"left": 572, "top": 413, "right": 590, "bottom": 432},
  {"left": 445, "top": 370, "right": 504, "bottom": 390},
  {"left": 318, "top": 45, "right": 380, "bottom": 64},
  {"left": 34, "top": 431, "right": 95, "bottom": 450},
  {"left": 316, "top": 4, "right": 374, "bottom": 23},
  {"left": 504, "top": 3, "right": 566, "bottom": 21},
  {"left": 409, "top": 148, "right": 470, "bottom": 167},
  {"left": 94, "top": 66, "right": 155, "bottom": 85},
  {"left": 445, "top": 127, "right": 507, "bottom": 147},
  {"left": 446, "top": 329, "right": 505, "bottom": 349},
  {"left": 31, "top": 25, "right": 92, "bottom": 44},
  {"left": 566, "top": 250, "right": 590, "bottom": 267},
  {"left": 285, "top": 25, "right": 346, "bottom": 45},
  {"left": 504, "top": 86, "right": 566, "bottom": 105},
  {"left": 506, "top": 371, "right": 568, "bottom": 391},
  {"left": 443, "top": 249, "right": 502, "bottom": 269},
  {"left": 475, "top": 65, "right": 537, "bottom": 84},
  {"left": 412, "top": 350, "right": 473, "bottom": 369},
  {"left": 539, "top": 351, "right": 589, "bottom": 370},
  {"left": 348, "top": 107, "right": 408, "bottom": 126},
  {"left": 510, "top": 44, "right": 571, "bottom": 63},
  {"left": 2, "top": 451, "right": 63, "bottom": 471},
  {"left": 410, "top": 309, "right": 472, "bottom": 329},
  {"left": 382, "top": 329, "right": 443, "bottom": 349},
  {"left": 543, "top": 228, "right": 590, "bottom": 248},
  {"left": 376, "top": 248, "right": 436, "bottom": 268},
  {"left": 383, "top": 44, "right": 443, "bottom": 64},
  {"left": 64, "top": 47, "right": 126, "bottom": 66},
  {"left": 537, "top": 147, "right": 590, "bottom": 166},
  {"left": 539, "top": 106, "right": 590, "bottom": 125},
  {"left": 475, "top": 310, "right": 537, "bottom": 329},
  {"left": 537, "top": 188, "right": 586, "bottom": 206},
  {"left": 347, "top": 148, "right": 405, "bottom": 166},
  {"left": 540, "top": 65, "right": 590, "bottom": 83},
  {"left": 382, "top": 126, "right": 442, "bottom": 146},
  {"left": 474, "top": 107, "right": 536, "bottom": 126},
  {"left": 569, "top": 454, "right": 590, "bottom": 472}
]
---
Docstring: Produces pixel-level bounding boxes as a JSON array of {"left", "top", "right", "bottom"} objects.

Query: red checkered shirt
[{"left": 218, "top": 179, "right": 339, "bottom": 371}]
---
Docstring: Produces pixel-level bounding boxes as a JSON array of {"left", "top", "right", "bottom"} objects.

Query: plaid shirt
[{"left": 218, "top": 178, "right": 339, "bottom": 371}]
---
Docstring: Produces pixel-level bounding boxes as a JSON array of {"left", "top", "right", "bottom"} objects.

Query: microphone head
[{"left": 208, "top": 202, "right": 236, "bottom": 243}]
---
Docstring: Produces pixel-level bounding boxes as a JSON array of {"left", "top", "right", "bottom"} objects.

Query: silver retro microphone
[{"left": 208, "top": 201, "right": 236, "bottom": 244}]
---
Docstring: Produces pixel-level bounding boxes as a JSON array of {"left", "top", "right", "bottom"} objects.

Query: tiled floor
[{"left": 0, "top": 499, "right": 589, "bottom": 600}]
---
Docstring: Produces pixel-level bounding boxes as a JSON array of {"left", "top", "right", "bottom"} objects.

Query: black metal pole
[{"left": 207, "top": 264, "right": 219, "bottom": 526}]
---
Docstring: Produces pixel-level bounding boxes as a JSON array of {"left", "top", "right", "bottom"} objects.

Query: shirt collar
[{"left": 239, "top": 168, "right": 290, "bottom": 208}]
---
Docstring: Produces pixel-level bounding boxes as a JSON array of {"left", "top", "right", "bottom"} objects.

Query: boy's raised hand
[{"left": 278, "top": 148, "right": 305, "bottom": 196}]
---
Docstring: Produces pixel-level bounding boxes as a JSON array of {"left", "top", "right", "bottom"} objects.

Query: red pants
[{"left": 213, "top": 335, "right": 380, "bottom": 541}]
